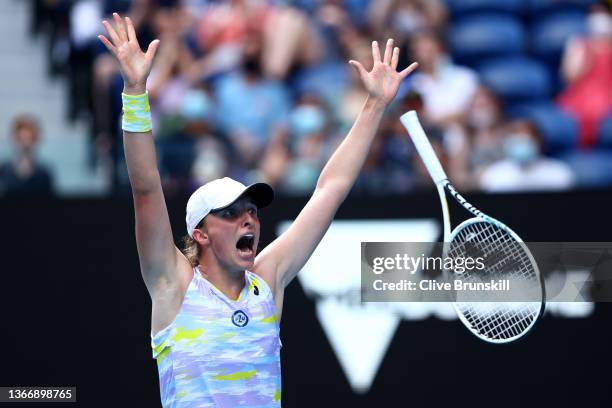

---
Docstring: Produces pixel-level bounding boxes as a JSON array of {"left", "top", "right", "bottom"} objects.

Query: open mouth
[{"left": 236, "top": 233, "right": 256, "bottom": 257}]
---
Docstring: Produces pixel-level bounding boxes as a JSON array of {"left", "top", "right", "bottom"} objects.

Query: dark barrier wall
[{"left": 1, "top": 189, "right": 611, "bottom": 407}]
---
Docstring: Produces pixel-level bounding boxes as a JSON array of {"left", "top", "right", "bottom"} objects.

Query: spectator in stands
[
  {"left": 143, "top": 2, "right": 196, "bottom": 116},
  {"left": 0, "top": 115, "right": 54, "bottom": 196},
  {"left": 250, "top": 129, "right": 291, "bottom": 189},
  {"left": 281, "top": 95, "right": 331, "bottom": 194},
  {"left": 190, "top": 0, "right": 320, "bottom": 80},
  {"left": 365, "top": 0, "right": 447, "bottom": 87},
  {"left": 376, "top": 92, "right": 428, "bottom": 192},
  {"left": 34, "top": 0, "right": 71, "bottom": 76},
  {"left": 191, "top": 136, "right": 230, "bottom": 186},
  {"left": 557, "top": 3, "right": 612, "bottom": 147},
  {"left": 479, "top": 120, "right": 575, "bottom": 192},
  {"left": 193, "top": 0, "right": 270, "bottom": 77},
  {"left": 183, "top": 86, "right": 236, "bottom": 189},
  {"left": 213, "top": 31, "right": 291, "bottom": 168},
  {"left": 353, "top": 90, "right": 441, "bottom": 193},
  {"left": 409, "top": 30, "right": 479, "bottom": 127},
  {"left": 337, "top": 36, "right": 372, "bottom": 132},
  {"left": 367, "top": 0, "right": 447, "bottom": 40},
  {"left": 453, "top": 86, "right": 507, "bottom": 189},
  {"left": 246, "top": 95, "right": 332, "bottom": 194},
  {"left": 261, "top": 5, "right": 323, "bottom": 79},
  {"left": 158, "top": 86, "right": 219, "bottom": 195}
]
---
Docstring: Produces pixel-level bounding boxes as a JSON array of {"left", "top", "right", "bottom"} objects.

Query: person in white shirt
[
  {"left": 479, "top": 120, "right": 575, "bottom": 192},
  {"left": 409, "top": 30, "right": 479, "bottom": 126}
]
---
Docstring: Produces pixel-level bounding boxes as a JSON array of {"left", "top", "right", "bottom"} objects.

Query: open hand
[
  {"left": 98, "top": 13, "right": 160, "bottom": 94},
  {"left": 349, "top": 39, "right": 418, "bottom": 105}
]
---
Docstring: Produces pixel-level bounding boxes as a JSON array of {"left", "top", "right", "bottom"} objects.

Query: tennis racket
[{"left": 400, "top": 111, "right": 545, "bottom": 343}]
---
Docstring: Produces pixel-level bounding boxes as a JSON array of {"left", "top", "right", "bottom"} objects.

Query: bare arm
[
  {"left": 561, "top": 38, "right": 588, "bottom": 83},
  {"left": 255, "top": 39, "right": 418, "bottom": 290},
  {"left": 99, "top": 14, "right": 187, "bottom": 299}
]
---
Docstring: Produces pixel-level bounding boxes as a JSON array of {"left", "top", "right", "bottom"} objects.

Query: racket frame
[{"left": 402, "top": 110, "right": 545, "bottom": 343}]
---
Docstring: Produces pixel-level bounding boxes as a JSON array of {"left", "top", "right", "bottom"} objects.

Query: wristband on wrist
[{"left": 122, "top": 92, "right": 153, "bottom": 133}]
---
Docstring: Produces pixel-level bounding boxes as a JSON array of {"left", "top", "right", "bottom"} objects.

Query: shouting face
[{"left": 199, "top": 197, "right": 260, "bottom": 272}]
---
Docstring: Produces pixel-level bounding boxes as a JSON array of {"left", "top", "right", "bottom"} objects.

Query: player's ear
[{"left": 192, "top": 227, "right": 209, "bottom": 247}]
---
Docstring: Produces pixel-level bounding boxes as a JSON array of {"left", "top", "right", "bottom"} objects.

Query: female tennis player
[{"left": 99, "top": 12, "right": 417, "bottom": 408}]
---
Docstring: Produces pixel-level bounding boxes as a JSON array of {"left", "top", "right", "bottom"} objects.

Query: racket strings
[
  {"left": 449, "top": 222, "right": 536, "bottom": 286},
  {"left": 448, "top": 220, "right": 542, "bottom": 342},
  {"left": 461, "top": 303, "right": 537, "bottom": 340}
]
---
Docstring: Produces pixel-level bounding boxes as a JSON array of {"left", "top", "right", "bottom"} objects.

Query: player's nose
[{"left": 241, "top": 210, "right": 257, "bottom": 228}]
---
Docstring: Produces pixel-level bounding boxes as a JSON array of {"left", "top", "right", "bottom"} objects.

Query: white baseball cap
[{"left": 185, "top": 177, "right": 274, "bottom": 237}]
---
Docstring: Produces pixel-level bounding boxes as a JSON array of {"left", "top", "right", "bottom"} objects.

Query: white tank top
[{"left": 151, "top": 268, "right": 282, "bottom": 407}]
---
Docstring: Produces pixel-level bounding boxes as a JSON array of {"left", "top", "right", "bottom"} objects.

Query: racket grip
[{"left": 400, "top": 111, "right": 448, "bottom": 184}]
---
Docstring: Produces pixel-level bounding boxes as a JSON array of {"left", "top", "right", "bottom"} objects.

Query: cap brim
[{"left": 215, "top": 182, "right": 274, "bottom": 211}]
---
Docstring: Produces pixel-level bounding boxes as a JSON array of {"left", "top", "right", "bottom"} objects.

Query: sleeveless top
[{"left": 151, "top": 269, "right": 282, "bottom": 407}]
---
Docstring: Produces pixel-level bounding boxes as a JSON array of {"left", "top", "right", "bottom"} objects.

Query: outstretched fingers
[
  {"left": 348, "top": 59, "right": 367, "bottom": 78},
  {"left": 98, "top": 34, "right": 117, "bottom": 55},
  {"left": 125, "top": 16, "right": 139, "bottom": 47},
  {"left": 391, "top": 47, "right": 399, "bottom": 70},
  {"left": 112, "top": 13, "right": 128, "bottom": 42},
  {"left": 400, "top": 62, "right": 419, "bottom": 79},
  {"left": 372, "top": 41, "right": 381, "bottom": 65},
  {"left": 102, "top": 20, "right": 121, "bottom": 46},
  {"left": 383, "top": 38, "right": 394, "bottom": 65},
  {"left": 145, "top": 39, "right": 161, "bottom": 62}
]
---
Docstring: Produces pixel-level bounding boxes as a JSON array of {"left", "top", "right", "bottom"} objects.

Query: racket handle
[{"left": 400, "top": 111, "right": 448, "bottom": 184}]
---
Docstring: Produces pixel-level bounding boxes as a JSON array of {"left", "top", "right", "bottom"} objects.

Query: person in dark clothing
[{"left": 0, "top": 115, "right": 54, "bottom": 196}]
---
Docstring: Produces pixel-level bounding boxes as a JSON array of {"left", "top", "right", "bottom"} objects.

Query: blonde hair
[{"left": 181, "top": 219, "right": 204, "bottom": 267}]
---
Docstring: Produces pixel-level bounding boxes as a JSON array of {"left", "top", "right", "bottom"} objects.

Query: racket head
[{"left": 446, "top": 217, "right": 545, "bottom": 344}]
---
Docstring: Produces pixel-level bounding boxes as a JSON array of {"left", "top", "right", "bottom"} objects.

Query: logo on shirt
[{"left": 232, "top": 310, "right": 249, "bottom": 327}]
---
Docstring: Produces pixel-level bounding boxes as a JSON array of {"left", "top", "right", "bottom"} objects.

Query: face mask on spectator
[
  {"left": 290, "top": 105, "right": 326, "bottom": 138},
  {"left": 588, "top": 12, "right": 612, "bottom": 37},
  {"left": 392, "top": 10, "right": 425, "bottom": 35},
  {"left": 468, "top": 107, "right": 497, "bottom": 129},
  {"left": 504, "top": 134, "right": 538, "bottom": 165}
]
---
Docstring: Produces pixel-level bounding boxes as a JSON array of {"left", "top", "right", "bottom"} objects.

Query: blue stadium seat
[
  {"left": 528, "top": 0, "right": 597, "bottom": 15},
  {"left": 597, "top": 113, "right": 612, "bottom": 149},
  {"left": 509, "top": 102, "right": 579, "bottom": 154},
  {"left": 530, "top": 11, "right": 587, "bottom": 63},
  {"left": 449, "top": 14, "right": 525, "bottom": 66},
  {"left": 561, "top": 150, "right": 612, "bottom": 188},
  {"left": 445, "top": 0, "right": 527, "bottom": 16},
  {"left": 478, "top": 57, "right": 551, "bottom": 104}
]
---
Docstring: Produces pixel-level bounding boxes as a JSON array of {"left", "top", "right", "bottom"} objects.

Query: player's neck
[{"left": 198, "top": 259, "right": 246, "bottom": 301}]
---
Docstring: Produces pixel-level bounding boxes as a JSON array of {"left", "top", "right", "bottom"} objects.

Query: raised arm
[
  {"left": 255, "top": 39, "right": 418, "bottom": 290},
  {"left": 99, "top": 14, "right": 186, "bottom": 298}
]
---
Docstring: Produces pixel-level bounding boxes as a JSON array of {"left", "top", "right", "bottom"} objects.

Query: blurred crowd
[{"left": 15, "top": 0, "right": 612, "bottom": 196}]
